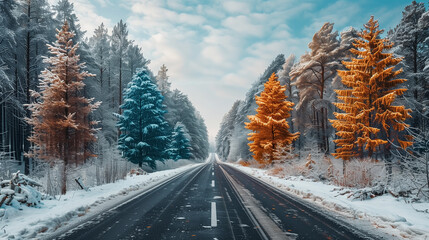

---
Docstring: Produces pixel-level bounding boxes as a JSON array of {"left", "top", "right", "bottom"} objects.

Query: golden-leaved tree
[
  {"left": 27, "top": 21, "right": 100, "bottom": 194},
  {"left": 245, "top": 73, "right": 299, "bottom": 165},
  {"left": 330, "top": 17, "right": 412, "bottom": 164}
]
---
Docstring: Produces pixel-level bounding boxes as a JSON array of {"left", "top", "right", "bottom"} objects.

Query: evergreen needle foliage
[
  {"left": 117, "top": 68, "right": 170, "bottom": 169},
  {"left": 245, "top": 73, "right": 299, "bottom": 166}
]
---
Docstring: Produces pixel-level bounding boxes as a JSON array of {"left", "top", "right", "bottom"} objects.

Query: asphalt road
[
  {"left": 220, "top": 163, "right": 376, "bottom": 240},
  {"left": 55, "top": 156, "right": 263, "bottom": 240},
  {"left": 54, "top": 155, "right": 376, "bottom": 240}
]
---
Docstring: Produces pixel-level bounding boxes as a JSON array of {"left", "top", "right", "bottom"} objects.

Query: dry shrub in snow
[
  {"left": 268, "top": 166, "right": 285, "bottom": 178},
  {"left": 333, "top": 158, "right": 386, "bottom": 188},
  {"left": 238, "top": 160, "right": 251, "bottom": 167},
  {"left": 305, "top": 154, "right": 316, "bottom": 170},
  {"left": 129, "top": 168, "right": 148, "bottom": 176},
  {"left": 237, "top": 158, "right": 261, "bottom": 168},
  {"left": 265, "top": 153, "right": 386, "bottom": 191},
  {"left": 31, "top": 145, "right": 133, "bottom": 196}
]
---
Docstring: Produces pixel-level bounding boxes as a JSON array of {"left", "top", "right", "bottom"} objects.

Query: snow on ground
[
  {"left": 0, "top": 162, "right": 203, "bottom": 239},
  {"left": 225, "top": 162, "right": 429, "bottom": 240}
]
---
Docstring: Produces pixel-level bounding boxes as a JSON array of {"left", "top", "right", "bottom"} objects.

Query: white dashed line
[
  {"left": 211, "top": 180, "right": 215, "bottom": 187},
  {"left": 211, "top": 202, "right": 217, "bottom": 227},
  {"left": 224, "top": 188, "right": 232, "bottom": 202}
]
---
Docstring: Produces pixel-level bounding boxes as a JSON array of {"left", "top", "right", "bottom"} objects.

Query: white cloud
[
  {"left": 223, "top": 1, "right": 251, "bottom": 14},
  {"left": 47, "top": 0, "right": 113, "bottom": 36},
  {"left": 73, "top": 0, "right": 113, "bottom": 34},
  {"left": 222, "top": 15, "right": 265, "bottom": 37}
]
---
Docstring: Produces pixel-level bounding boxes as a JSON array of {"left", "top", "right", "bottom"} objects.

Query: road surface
[{"left": 54, "top": 154, "right": 376, "bottom": 240}]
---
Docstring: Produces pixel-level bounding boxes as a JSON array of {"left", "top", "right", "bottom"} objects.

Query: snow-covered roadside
[
  {"left": 224, "top": 162, "right": 429, "bottom": 240},
  {"left": 0, "top": 162, "right": 203, "bottom": 239}
]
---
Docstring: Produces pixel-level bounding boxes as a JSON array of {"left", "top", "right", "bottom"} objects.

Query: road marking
[
  {"left": 224, "top": 188, "right": 232, "bottom": 202},
  {"left": 211, "top": 180, "right": 215, "bottom": 187},
  {"left": 211, "top": 202, "right": 217, "bottom": 227},
  {"left": 212, "top": 172, "right": 214, "bottom": 176}
]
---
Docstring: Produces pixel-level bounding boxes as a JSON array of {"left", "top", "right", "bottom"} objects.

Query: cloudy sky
[{"left": 49, "top": 0, "right": 412, "bottom": 142}]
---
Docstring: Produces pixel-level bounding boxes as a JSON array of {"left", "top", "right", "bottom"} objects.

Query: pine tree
[
  {"left": 18, "top": 0, "right": 56, "bottom": 174},
  {"left": 0, "top": 0, "right": 18, "bottom": 163},
  {"left": 170, "top": 122, "right": 192, "bottom": 160},
  {"left": 127, "top": 44, "right": 146, "bottom": 77},
  {"left": 228, "top": 54, "right": 285, "bottom": 161},
  {"left": 245, "top": 73, "right": 299, "bottom": 165},
  {"left": 390, "top": 1, "right": 429, "bottom": 136},
  {"left": 88, "top": 23, "right": 118, "bottom": 145},
  {"left": 117, "top": 68, "right": 170, "bottom": 169},
  {"left": 330, "top": 17, "right": 413, "bottom": 163},
  {"left": 90, "top": 23, "right": 110, "bottom": 90},
  {"left": 290, "top": 23, "right": 341, "bottom": 153},
  {"left": 164, "top": 89, "right": 209, "bottom": 160},
  {"left": 390, "top": 1, "right": 427, "bottom": 101},
  {"left": 53, "top": 0, "right": 84, "bottom": 41},
  {"left": 156, "top": 64, "right": 171, "bottom": 95},
  {"left": 216, "top": 100, "right": 241, "bottom": 161},
  {"left": 111, "top": 20, "right": 130, "bottom": 114},
  {"left": 27, "top": 21, "right": 100, "bottom": 194}
]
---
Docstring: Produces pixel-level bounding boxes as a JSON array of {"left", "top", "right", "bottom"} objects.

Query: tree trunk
[
  {"left": 384, "top": 143, "right": 392, "bottom": 186},
  {"left": 343, "top": 160, "right": 346, "bottom": 179},
  {"left": 425, "top": 152, "right": 429, "bottom": 189},
  {"left": 119, "top": 57, "right": 122, "bottom": 114},
  {"left": 24, "top": 0, "right": 32, "bottom": 175},
  {"left": 61, "top": 162, "right": 67, "bottom": 195}
]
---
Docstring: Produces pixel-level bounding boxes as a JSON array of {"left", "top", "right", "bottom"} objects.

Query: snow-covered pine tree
[
  {"left": 290, "top": 22, "right": 341, "bottom": 154},
  {"left": 17, "top": 0, "right": 56, "bottom": 174},
  {"left": 111, "top": 20, "right": 130, "bottom": 115},
  {"left": 215, "top": 100, "right": 241, "bottom": 161},
  {"left": 156, "top": 64, "right": 171, "bottom": 95},
  {"left": 90, "top": 23, "right": 110, "bottom": 91},
  {"left": 390, "top": 1, "right": 427, "bottom": 102},
  {"left": 228, "top": 54, "right": 285, "bottom": 161},
  {"left": 330, "top": 17, "right": 413, "bottom": 169},
  {"left": 164, "top": 89, "right": 209, "bottom": 160},
  {"left": 53, "top": 0, "right": 94, "bottom": 81},
  {"left": 155, "top": 64, "right": 210, "bottom": 161},
  {"left": 117, "top": 68, "right": 170, "bottom": 169},
  {"left": 53, "top": 0, "right": 84, "bottom": 41},
  {"left": 0, "top": 0, "right": 19, "bottom": 163},
  {"left": 245, "top": 73, "right": 299, "bottom": 166},
  {"left": 89, "top": 23, "right": 118, "bottom": 145},
  {"left": 27, "top": 21, "right": 100, "bottom": 194},
  {"left": 127, "top": 44, "right": 146, "bottom": 77},
  {"left": 170, "top": 122, "right": 192, "bottom": 161},
  {"left": 278, "top": 54, "right": 298, "bottom": 148},
  {"left": 390, "top": 1, "right": 429, "bottom": 138}
]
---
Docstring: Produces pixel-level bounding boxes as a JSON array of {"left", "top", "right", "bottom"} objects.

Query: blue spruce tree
[
  {"left": 170, "top": 122, "right": 192, "bottom": 160},
  {"left": 117, "top": 68, "right": 170, "bottom": 169}
]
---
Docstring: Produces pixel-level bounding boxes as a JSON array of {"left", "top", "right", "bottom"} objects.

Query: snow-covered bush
[{"left": 0, "top": 171, "right": 43, "bottom": 216}]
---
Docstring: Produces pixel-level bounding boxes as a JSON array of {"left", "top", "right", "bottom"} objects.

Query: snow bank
[
  {"left": 226, "top": 163, "right": 429, "bottom": 240},
  {"left": 0, "top": 163, "right": 202, "bottom": 239}
]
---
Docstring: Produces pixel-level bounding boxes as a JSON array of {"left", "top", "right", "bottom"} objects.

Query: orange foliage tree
[
  {"left": 27, "top": 21, "right": 100, "bottom": 194},
  {"left": 245, "top": 73, "right": 299, "bottom": 165},
  {"left": 330, "top": 17, "right": 412, "bottom": 163}
]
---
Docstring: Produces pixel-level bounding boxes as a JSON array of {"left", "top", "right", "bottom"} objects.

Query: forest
[
  {"left": 216, "top": 1, "right": 429, "bottom": 199},
  {"left": 0, "top": 0, "right": 209, "bottom": 195}
]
